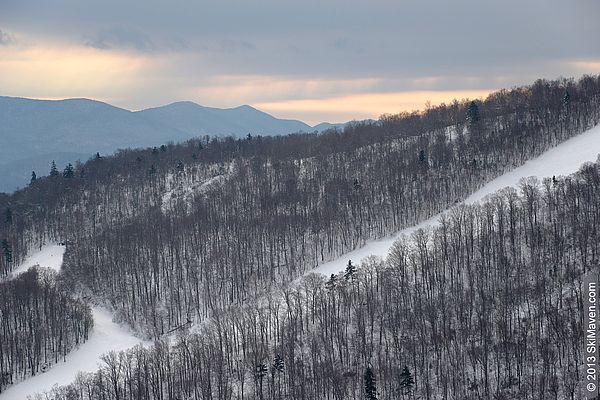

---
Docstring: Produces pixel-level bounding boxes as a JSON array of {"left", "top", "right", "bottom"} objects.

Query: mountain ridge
[{"left": 0, "top": 96, "right": 344, "bottom": 192}]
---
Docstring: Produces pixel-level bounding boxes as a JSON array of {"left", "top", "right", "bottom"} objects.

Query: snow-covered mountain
[
  {"left": 3, "top": 117, "right": 600, "bottom": 400},
  {"left": 0, "top": 96, "right": 339, "bottom": 192}
]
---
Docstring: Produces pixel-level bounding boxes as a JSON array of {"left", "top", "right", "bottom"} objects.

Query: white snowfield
[
  {"left": 310, "top": 123, "right": 600, "bottom": 277},
  {"left": 6, "top": 244, "right": 64, "bottom": 277},
  {"left": 0, "top": 245, "right": 149, "bottom": 400}
]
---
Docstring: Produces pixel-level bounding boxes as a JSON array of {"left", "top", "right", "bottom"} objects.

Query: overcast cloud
[{"left": 1, "top": 0, "right": 598, "bottom": 123}]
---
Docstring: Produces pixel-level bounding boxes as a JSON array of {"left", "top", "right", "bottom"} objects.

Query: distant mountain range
[{"left": 0, "top": 96, "right": 345, "bottom": 192}]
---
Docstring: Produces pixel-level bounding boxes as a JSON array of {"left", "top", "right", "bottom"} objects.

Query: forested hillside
[
  {"left": 39, "top": 158, "right": 600, "bottom": 400},
  {"left": 2, "top": 76, "right": 599, "bottom": 336},
  {"left": 0, "top": 268, "right": 93, "bottom": 393},
  {"left": 0, "top": 75, "right": 599, "bottom": 399}
]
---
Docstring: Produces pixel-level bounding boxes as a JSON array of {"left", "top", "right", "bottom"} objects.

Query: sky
[{"left": 0, "top": 1, "right": 599, "bottom": 125}]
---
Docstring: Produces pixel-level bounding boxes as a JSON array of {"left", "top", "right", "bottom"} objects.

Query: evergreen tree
[
  {"left": 466, "top": 101, "right": 480, "bottom": 125},
  {"left": 270, "top": 354, "right": 284, "bottom": 398},
  {"left": 364, "top": 366, "right": 377, "bottom": 400},
  {"left": 4, "top": 208, "right": 12, "bottom": 225},
  {"left": 418, "top": 149, "right": 427, "bottom": 163},
  {"left": 49, "top": 160, "right": 59, "bottom": 177},
  {"left": 176, "top": 160, "right": 185, "bottom": 174},
  {"left": 326, "top": 274, "right": 337, "bottom": 291},
  {"left": 63, "top": 163, "right": 75, "bottom": 178},
  {"left": 272, "top": 354, "right": 284, "bottom": 374},
  {"left": 95, "top": 152, "right": 102, "bottom": 160},
  {"left": 344, "top": 260, "right": 357, "bottom": 281},
  {"left": 1, "top": 239, "right": 12, "bottom": 265},
  {"left": 30, "top": 171, "right": 37, "bottom": 184},
  {"left": 255, "top": 363, "right": 268, "bottom": 378},
  {"left": 563, "top": 90, "right": 571, "bottom": 107},
  {"left": 399, "top": 366, "right": 414, "bottom": 395},
  {"left": 467, "top": 100, "right": 482, "bottom": 148},
  {"left": 255, "top": 363, "right": 268, "bottom": 400}
]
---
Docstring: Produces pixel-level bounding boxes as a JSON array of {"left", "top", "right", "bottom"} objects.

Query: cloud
[
  {"left": 0, "top": 29, "right": 15, "bottom": 46},
  {"left": 0, "top": 0, "right": 598, "bottom": 122},
  {"left": 0, "top": 44, "right": 150, "bottom": 102},
  {"left": 569, "top": 60, "right": 600, "bottom": 74},
  {"left": 182, "top": 75, "right": 385, "bottom": 104},
  {"left": 83, "top": 27, "right": 155, "bottom": 52}
]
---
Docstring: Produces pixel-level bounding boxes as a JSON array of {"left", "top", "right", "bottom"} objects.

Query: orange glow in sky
[
  {"left": 0, "top": 45, "right": 153, "bottom": 104},
  {"left": 0, "top": 42, "right": 494, "bottom": 123},
  {"left": 1, "top": 37, "right": 598, "bottom": 124},
  {"left": 255, "top": 90, "right": 494, "bottom": 125}
]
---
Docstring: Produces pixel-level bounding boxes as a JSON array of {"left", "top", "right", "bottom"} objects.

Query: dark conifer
[
  {"left": 49, "top": 160, "right": 59, "bottom": 177},
  {"left": 4, "top": 208, "right": 12, "bottom": 225},
  {"left": 176, "top": 160, "right": 185, "bottom": 174},
  {"left": 344, "top": 260, "right": 357, "bottom": 280},
  {"left": 365, "top": 366, "right": 377, "bottom": 400},
  {"left": 399, "top": 366, "right": 414, "bottom": 395},
  {"left": 326, "top": 274, "right": 337, "bottom": 291},
  {"left": 466, "top": 101, "right": 480, "bottom": 125},
  {"left": 1, "top": 239, "right": 12, "bottom": 264},
  {"left": 273, "top": 354, "right": 284, "bottom": 374},
  {"left": 563, "top": 91, "right": 571, "bottom": 107},
  {"left": 63, "top": 163, "right": 75, "bottom": 178}
]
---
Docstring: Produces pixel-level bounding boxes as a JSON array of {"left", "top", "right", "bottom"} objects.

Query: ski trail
[
  {"left": 0, "top": 245, "right": 149, "bottom": 400},
  {"left": 310, "top": 123, "right": 600, "bottom": 276},
  {"left": 5, "top": 244, "right": 64, "bottom": 277}
]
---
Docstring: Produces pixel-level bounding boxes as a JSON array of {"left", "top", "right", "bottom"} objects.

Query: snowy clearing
[
  {"left": 310, "top": 123, "right": 600, "bottom": 277},
  {"left": 0, "top": 246, "right": 149, "bottom": 400},
  {"left": 6, "top": 244, "right": 65, "bottom": 277}
]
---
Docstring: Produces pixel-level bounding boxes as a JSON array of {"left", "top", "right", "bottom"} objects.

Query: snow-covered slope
[
  {"left": 0, "top": 307, "right": 146, "bottom": 400},
  {"left": 310, "top": 123, "right": 600, "bottom": 276},
  {"left": 4, "top": 124, "right": 599, "bottom": 398},
  {"left": 0, "top": 245, "right": 148, "bottom": 400},
  {"left": 8, "top": 244, "right": 65, "bottom": 276}
]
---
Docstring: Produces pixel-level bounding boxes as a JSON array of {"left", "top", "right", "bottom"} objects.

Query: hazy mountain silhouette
[{"left": 0, "top": 96, "right": 343, "bottom": 192}]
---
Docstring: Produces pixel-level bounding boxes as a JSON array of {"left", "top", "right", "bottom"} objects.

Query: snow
[
  {"left": 0, "top": 246, "right": 149, "bottom": 400},
  {"left": 310, "top": 123, "right": 600, "bottom": 277},
  {"left": 161, "top": 171, "right": 227, "bottom": 214},
  {"left": 6, "top": 244, "right": 65, "bottom": 277},
  {"left": 0, "top": 308, "right": 147, "bottom": 400}
]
